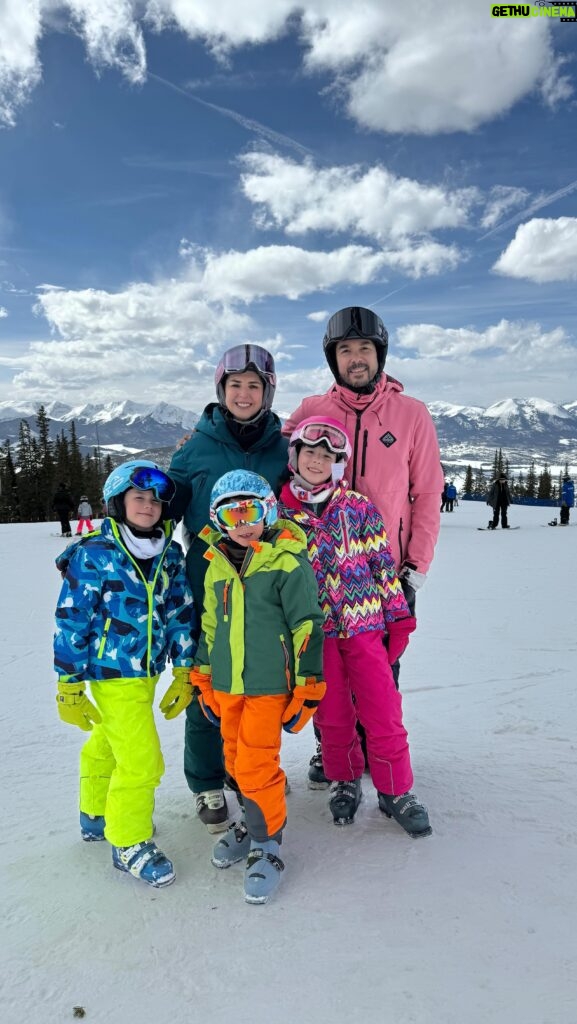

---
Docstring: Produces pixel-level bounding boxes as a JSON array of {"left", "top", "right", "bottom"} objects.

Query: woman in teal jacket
[{"left": 168, "top": 344, "right": 289, "bottom": 831}]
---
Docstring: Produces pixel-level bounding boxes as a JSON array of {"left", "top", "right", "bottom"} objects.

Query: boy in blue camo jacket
[{"left": 54, "top": 460, "right": 197, "bottom": 888}]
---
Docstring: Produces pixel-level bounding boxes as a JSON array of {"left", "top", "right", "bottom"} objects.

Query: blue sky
[{"left": 1, "top": 1, "right": 577, "bottom": 417}]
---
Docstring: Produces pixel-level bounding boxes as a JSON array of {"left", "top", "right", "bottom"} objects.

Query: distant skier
[
  {"left": 52, "top": 482, "right": 75, "bottom": 537},
  {"left": 560, "top": 474, "right": 574, "bottom": 525},
  {"left": 486, "top": 472, "right": 512, "bottom": 529},
  {"left": 75, "top": 495, "right": 94, "bottom": 535},
  {"left": 445, "top": 480, "right": 457, "bottom": 512}
]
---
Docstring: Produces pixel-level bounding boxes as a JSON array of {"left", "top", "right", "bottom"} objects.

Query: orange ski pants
[{"left": 216, "top": 692, "right": 289, "bottom": 843}]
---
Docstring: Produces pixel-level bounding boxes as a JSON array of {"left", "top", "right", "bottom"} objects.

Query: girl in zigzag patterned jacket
[{"left": 279, "top": 417, "right": 432, "bottom": 838}]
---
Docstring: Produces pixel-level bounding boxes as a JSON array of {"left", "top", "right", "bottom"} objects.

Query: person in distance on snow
[
  {"left": 54, "top": 459, "right": 197, "bottom": 889},
  {"left": 486, "top": 471, "right": 512, "bottom": 529},
  {"left": 560, "top": 474, "right": 574, "bottom": 525},
  {"left": 168, "top": 345, "right": 289, "bottom": 835},
  {"left": 283, "top": 306, "right": 443, "bottom": 787},
  {"left": 75, "top": 495, "right": 94, "bottom": 535},
  {"left": 279, "top": 417, "right": 431, "bottom": 838},
  {"left": 52, "top": 482, "right": 75, "bottom": 537},
  {"left": 191, "top": 470, "right": 325, "bottom": 904}
]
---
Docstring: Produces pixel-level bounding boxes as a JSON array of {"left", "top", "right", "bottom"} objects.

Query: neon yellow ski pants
[{"left": 79, "top": 677, "right": 164, "bottom": 847}]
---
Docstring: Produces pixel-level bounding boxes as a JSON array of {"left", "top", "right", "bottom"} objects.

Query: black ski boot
[
  {"left": 378, "top": 791, "right": 432, "bottom": 838},
  {"left": 307, "top": 740, "right": 330, "bottom": 790},
  {"left": 329, "top": 779, "right": 362, "bottom": 825}
]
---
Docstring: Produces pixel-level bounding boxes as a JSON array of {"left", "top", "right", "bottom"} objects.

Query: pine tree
[
  {"left": 537, "top": 464, "right": 552, "bottom": 500},
  {"left": 35, "top": 405, "right": 55, "bottom": 520},
  {"left": 463, "top": 465, "right": 474, "bottom": 495},
  {"left": 68, "top": 421, "right": 84, "bottom": 501},
  {"left": 0, "top": 440, "right": 19, "bottom": 523},
  {"left": 525, "top": 461, "right": 537, "bottom": 499}
]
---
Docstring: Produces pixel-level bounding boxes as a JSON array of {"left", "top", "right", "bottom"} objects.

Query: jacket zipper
[
  {"left": 223, "top": 581, "right": 229, "bottom": 621},
  {"left": 339, "top": 510, "right": 351, "bottom": 554},
  {"left": 279, "top": 634, "right": 291, "bottom": 689},
  {"left": 397, "top": 516, "right": 404, "bottom": 564},
  {"left": 351, "top": 412, "right": 363, "bottom": 489},
  {"left": 97, "top": 618, "right": 112, "bottom": 659},
  {"left": 360, "top": 428, "right": 368, "bottom": 477}
]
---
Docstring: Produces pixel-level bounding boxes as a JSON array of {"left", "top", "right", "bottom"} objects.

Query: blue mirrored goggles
[{"left": 129, "top": 467, "right": 175, "bottom": 502}]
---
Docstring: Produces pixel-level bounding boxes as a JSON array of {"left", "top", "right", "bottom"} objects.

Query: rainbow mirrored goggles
[
  {"left": 214, "top": 498, "right": 269, "bottom": 530},
  {"left": 129, "top": 467, "right": 176, "bottom": 502},
  {"left": 298, "top": 422, "right": 349, "bottom": 454}
]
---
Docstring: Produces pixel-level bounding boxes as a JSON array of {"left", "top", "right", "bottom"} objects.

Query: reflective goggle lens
[
  {"left": 300, "top": 423, "right": 348, "bottom": 453},
  {"left": 215, "top": 499, "right": 266, "bottom": 529},
  {"left": 221, "top": 344, "right": 276, "bottom": 380},
  {"left": 325, "top": 307, "right": 384, "bottom": 343},
  {"left": 130, "top": 467, "right": 175, "bottom": 502}
]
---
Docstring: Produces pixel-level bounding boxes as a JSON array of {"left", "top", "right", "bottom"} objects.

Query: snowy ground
[{"left": 1, "top": 502, "right": 576, "bottom": 1024}]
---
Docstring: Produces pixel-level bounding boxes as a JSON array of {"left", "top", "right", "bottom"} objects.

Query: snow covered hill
[{"left": 1, "top": 502, "right": 576, "bottom": 1024}]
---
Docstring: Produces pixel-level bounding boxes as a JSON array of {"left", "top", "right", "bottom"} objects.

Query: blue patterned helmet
[
  {"left": 209, "top": 470, "right": 278, "bottom": 534},
  {"left": 103, "top": 459, "right": 175, "bottom": 521}
]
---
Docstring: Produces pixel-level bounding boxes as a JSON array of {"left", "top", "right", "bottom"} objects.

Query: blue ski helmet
[
  {"left": 209, "top": 470, "right": 278, "bottom": 534},
  {"left": 103, "top": 459, "right": 175, "bottom": 521}
]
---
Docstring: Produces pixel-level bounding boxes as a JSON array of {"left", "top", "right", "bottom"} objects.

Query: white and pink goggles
[{"left": 289, "top": 417, "right": 352, "bottom": 460}]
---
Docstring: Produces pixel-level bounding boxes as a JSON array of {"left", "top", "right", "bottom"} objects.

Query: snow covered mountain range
[{"left": 0, "top": 396, "right": 576, "bottom": 468}]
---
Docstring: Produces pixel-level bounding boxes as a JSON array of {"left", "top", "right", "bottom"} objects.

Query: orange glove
[
  {"left": 190, "top": 667, "right": 221, "bottom": 727},
  {"left": 282, "top": 679, "right": 326, "bottom": 734}
]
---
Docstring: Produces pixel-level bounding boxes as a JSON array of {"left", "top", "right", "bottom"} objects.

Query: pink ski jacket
[{"left": 283, "top": 375, "right": 443, "bottom": 574}]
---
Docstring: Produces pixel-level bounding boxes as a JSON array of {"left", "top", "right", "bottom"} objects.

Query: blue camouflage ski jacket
[{"left": 54, "top": 518, "right": 197, "bottom": 683}]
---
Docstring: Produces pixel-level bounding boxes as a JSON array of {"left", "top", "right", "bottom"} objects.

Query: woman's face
[{"left": 224, "top": 371, "right": 264, "bottom": 421}]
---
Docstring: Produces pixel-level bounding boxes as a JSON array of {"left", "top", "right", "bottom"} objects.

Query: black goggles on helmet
[
  {"left": 220, "top": 344, "right": 276, "bottom": 381},
  {"left": 130, "top": 467, "right": 176, "bottom": 502},
  {"left": 324, "top": 307, "right": 386, "bottom": 343}
]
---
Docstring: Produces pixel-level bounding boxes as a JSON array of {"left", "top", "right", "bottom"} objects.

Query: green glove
[
  {"left": 159, "top": 666, "right": 194, "bottom": 720},
  {"left": 56, "top": 680, "right": 102, "bottom": 732}
]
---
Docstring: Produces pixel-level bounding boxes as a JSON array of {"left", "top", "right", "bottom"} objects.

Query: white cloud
[
  {"left": 0, "top": 306, "right": 8, "bottom": 318},
  {"left": 396, "top": 318, "right": 569, "bottom": 360},
  {"left": 301, "top": 2, "right": 570, "bottom": 134},
  {"left": 240, "top": 152, "right": 477, "bottom": 241},
  {"left": 493, "top": 218, "right": 577, "bottom": 283},
  {"left": 0, "top": 1, "right": 572, "bottom": 132},
  {"left": 307, "top": 310, "right": 328, "bottom": 322},
  {"left": 0, "top": 0, "right": 42, "bottom": 128},
  {"left": 480, "top": 186, "right": 530, "bottom": 231}
]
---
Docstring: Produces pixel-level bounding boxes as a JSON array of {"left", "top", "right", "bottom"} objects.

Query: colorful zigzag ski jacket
[
  {"left": 54, "top": 518, "right": 196, "bottom": 683},
  {"left": 280, "top": 480, "right": 410, "bottom": 640}
]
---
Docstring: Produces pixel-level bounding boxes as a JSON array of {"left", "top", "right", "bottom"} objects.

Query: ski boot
[
  {"left": 378, "top": 791, "right": 432, "bottom": 838},
  {"left": 211, "top": 820, "right": 251, "bottom": 869},
  {"left": 80, "top": 812, "right": 106, "bottom": 842},
  {"left": 244, "top": 839, "right": 284, "bottom": 905},
  {"left": 329, "top": 778, "right": 362, "bottom": 825},
  {"left": 195, "top": 789, "right": 230, "bottom": 833},
  {"left": 307, "top": 740, "right": 330, "bottom": 790},
  {"left": 112, "top": 840, "right": 175, "bottom": 887}
]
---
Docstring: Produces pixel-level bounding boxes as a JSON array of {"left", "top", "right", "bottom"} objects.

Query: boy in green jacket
[{"left": 191, "top": 470, "right": 325, "bottom": 904}]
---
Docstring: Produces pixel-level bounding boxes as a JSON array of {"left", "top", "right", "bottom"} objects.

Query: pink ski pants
[{"left": 316, "top": 631, "right": 413, "bottom": 796}]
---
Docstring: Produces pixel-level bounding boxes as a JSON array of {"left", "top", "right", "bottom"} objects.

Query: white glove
[{"left": 400, "top": 565, "right": 427, "bottom": 591}]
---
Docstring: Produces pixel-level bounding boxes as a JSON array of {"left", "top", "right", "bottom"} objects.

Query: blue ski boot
[
  {"left": 112, "top": 840, "right": 175, "bottom": 887},
  {"left": 244, "top": 839, "right": 284, "bottom": 905},
  {"left": 329, "top": 778, "right": 362, "bottom": 825},
  {"left": 378, "top": 791, "right": 432, "bottom": 838},
  {"left": 80, "top": 812, "right": 106, "bottom": 842},
  {"left": 211, "top": 820, "right": 251, "bottom": 868}
]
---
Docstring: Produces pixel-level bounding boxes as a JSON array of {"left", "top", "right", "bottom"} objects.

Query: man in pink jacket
[{"left": 283, "top": 306, "right": 444, "bottom": 786}]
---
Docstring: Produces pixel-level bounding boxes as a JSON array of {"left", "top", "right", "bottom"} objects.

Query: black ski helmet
[{"left": 322, "top": 306, "right": 389, "bottom": 381}]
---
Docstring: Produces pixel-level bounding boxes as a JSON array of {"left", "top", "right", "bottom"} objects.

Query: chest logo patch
[{"left": 379, "top": 431, "right": 397, "bottom": 448}]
